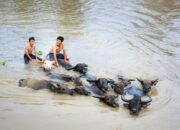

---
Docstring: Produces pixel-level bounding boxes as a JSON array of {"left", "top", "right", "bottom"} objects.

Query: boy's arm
[
  {"left": 25, "top": 47, "right": 32, "bottom": 61},
  {"left": 53, "top": 47, "right": 59, "bottom": 66},
  {"left": 34, "top": 46, "right": 38, "bottom": 60},
  {"left": 62, "top": 44, "right": 69, "bottom": 62},
  {"left": 63, "top": 49, "right": 68, "bottom": 61}
]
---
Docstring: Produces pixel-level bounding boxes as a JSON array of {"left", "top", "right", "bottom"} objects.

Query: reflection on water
[{"left": 0, "top": 0, "right": 180, "bottom": 130}]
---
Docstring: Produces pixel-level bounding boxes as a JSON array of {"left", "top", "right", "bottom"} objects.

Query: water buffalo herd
[{"left": 19, "top": 60, "right": 158, "bottom": 115}]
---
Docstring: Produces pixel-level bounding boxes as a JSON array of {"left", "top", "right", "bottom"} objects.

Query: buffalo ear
[
  {"left": 128, "top": 79, "right": 135, "bottom": 82},
  {"left": 121, "top": 94, "right": 134, "bottom": 102},
  {"left": 118, "top": 77, "right": 124, "bottom": 81},
  {"left": 110, "top": 84, "right": 115, "bottom": 89},
  {"left": 19, "top": 79, "right": 25, "bottom": 82},
  {"left": 117, "top": 75, "right": 124, "bottom": 80},
  {"left": 49, "top": 80, "right": 60, "bottom": 88},
  {"left": 81, "top": 63, "right": 88, "bottom": 67},
  {"left": 18, "top": 79, "right": 25, "bottom": 87},
  {"left": 84, "top": 64, "right": 88, "bottom": 67},
  {"left": 87, "top": 79, "right": 98, "bottom": 83},
  {"left": 151, "top": 79, "right": 159, "bottom": 86},
  {"left": 92, "top": 95, "right": 105, "bottom": 99},
  {"left": 141, "top": 96, "right": 152, "bottom": 103},
  {"left": 66, "top": 66, "right": 75, "bottom": 70},
  {"left": 136, "top": 78, "right": 144, "bottom": 84},
  {"left": 107, "top": 79, "right": 115, "bottom": 84}
]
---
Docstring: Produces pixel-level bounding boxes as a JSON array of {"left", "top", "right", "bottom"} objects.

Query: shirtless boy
[
  {"left": 24, "top": 37, "right": 42, "bottom": 64},
  {"left": 48, "top": 36, "right": 69, "bottom": 67}
]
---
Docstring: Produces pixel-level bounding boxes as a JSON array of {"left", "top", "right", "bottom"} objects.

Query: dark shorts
[
  {"left": 24, "top": 54, "right": 42, "bottom": 64},
  {"left": 48, "top": 53, "right": 64, "bottom": 61}
]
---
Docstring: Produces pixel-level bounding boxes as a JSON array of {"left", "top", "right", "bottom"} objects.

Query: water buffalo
[
  {"left": 87, "top": 78, "right": 114, "bottom": 93},
  {"left": 118, "top": 76, "right": 135, "bottom": 86},
  {"left": 58, "top": 59, "right": 88, "bottom": 74},
  {"left": 111, "top": 77, "right": 135, "bottom": 95},
  {"left": 121, "top": 86, "right": 152, "bottom": 115},
  {"left": 73, "top": 86, "right": 91, "bottom": 96},
  {"left": 86, "top": 85, "right": 118, "bottom": 107},
  {"left": 49, "top": 81, "right": 75, "bottom": 95},
  {"left": 48, "top": 73, "right": 82, "bottom": 84},
  {"left": 59, "top": 74, "right": 83, "bottom": 86},
  {"left": 136, "top": 78, "right": 158, "bottom": 94},
  {"left": 48, "top": 73, "right": 90, "bottom": 96},
  {"left": 93, "top": 94, "right": 119, "bottom": 108},
  {"left": 18, "top": 78, "right": 75, "bottom": 95},
  {"left": 67, "top": 63, "right": 88, "bottom": 75},
  {"left": 19, "top": 78, "right": 53, "bottom": 90}
]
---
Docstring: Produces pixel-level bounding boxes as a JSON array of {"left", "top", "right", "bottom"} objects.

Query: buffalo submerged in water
[
  {"left": 136, "top": 78, "right": 159, "bottom": 94},
  {"left": 48, "top": 73, "right": 91, "bottom": 96},
  {"left": 121, "top": 86, "right": 152, "bottom": 115},
  {"left": 18, "top": 78, "right": 75, "bottom": 95},
  {"left": 87, "top": 78, "right": 114, "bottom": 93},
  {"left": 121, "top": 78, "right": 158, "bottom": 115},
  {"left": 18, "top": 72, "right": 159, "bottom": 113},
  {"left": 86, "top": 77, "right": 119, "bottom": 107},
  {"left": 110, "top": 77, "right": 135, "bottom": 95},
  {"left": 58, "top": 59, "right": 88, "bottom": 75},
  {"left": 87, "top": 84, "right": 119, "bottom": 108},
  {"left": 93, "top": 94, "right": 119, "bottom": 108}
]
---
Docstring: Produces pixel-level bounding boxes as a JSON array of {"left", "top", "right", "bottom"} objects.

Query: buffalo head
[
  {"left": 19, "top": 79, "right": 27, "bottom": 87},
  {"left": 67, "top": 63, "right": 88, "bottom": 75},
  {"left": 118, "top": 76, "right": 135, "bottom": 86},
  {"left": 87, "top": 78, "right": 114, "bottom": 93},
  {"left": 93, "top": 95, "right": 119, "bottom": 107},
  {"left": 73, "top": 86, "right": 91, "bottom": 96},
  {"left": 122, "top": 94, "right": 152, "bottom": 115},
  {"left": 49, "top": 81, "right": 75, "bottom": 95},
  {"left": 110, "top": 77, "right": 134, "bottom": 95},
  {"left": 137, "top": 78, "right": 158, "bottom": 94}
]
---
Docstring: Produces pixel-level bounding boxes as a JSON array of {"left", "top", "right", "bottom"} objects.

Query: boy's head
[
  {"left": 29, "top": 37, "right": 35, "bottom": 45},
  {"left": 56, "top": 36, "right": 64, "bottom": 45}
]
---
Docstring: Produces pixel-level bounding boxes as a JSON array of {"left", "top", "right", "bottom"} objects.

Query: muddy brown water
[{"left": 0, "top": 0, "right": 180, "bottom": 130}]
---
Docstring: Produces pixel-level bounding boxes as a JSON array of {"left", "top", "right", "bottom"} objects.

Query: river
[{"left": 0, "top": 0, "right": 180, "bottom": 130}]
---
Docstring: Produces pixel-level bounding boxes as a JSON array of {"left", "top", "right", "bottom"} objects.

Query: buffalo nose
[
  {"left": 102, "top": 88, "right": 107, "bottom": 93},
  {"left": 131, "top": 108, "right": 139, "bottom": 115},
  {"left": 112, "top": 103, "right": 119, "bottom": 107}
]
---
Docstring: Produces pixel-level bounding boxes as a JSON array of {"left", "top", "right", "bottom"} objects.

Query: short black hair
[
  {"left": 29, "top": 37, "right": 35, "bottom": 42},
  {"left": 57, "top": 36, "right": 64, "bottom": 42}
]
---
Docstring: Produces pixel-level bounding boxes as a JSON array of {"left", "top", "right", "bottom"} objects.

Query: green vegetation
[
  {"left": 38, "top": 50, "right": 43, "bottom": 56},
  {"left": 1, "top": 61, "right": 8, "bottom": 66}
]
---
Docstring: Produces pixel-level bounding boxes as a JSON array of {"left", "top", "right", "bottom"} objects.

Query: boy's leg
[
  {"left": 56, "top": 53, "right": 64, "bottom": 60},
  {"left": 48, "top": 53, "right": 64, "bottom": 62},
  {"left": 29, "top": 54, "right": 36, "bottom": 59},
  {"left": 49, "top": 53, "right": 55, "bottom": 61},
  {"left": 24, "top": 54, "right": 36, "bottom": 64},
  {"left": 24, "top": 54, "right": 30, "bottom": 64},
  {"left": 24, "top": 54, "right": 42, "bottom": 64},
  {"left": 29, "top": 54, "right": 42, "bottom": 61}
]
